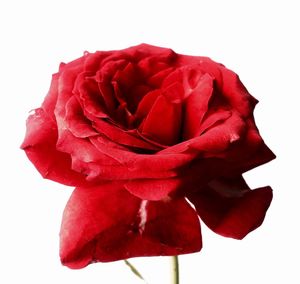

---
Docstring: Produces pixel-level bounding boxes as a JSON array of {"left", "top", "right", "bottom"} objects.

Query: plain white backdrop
[{"left": 1, "top": 0, "right": 299, "bottom": 283}]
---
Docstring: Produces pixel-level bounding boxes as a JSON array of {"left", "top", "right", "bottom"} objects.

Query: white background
[{"left": 0, "top": 0, "right": 299, "bottom": 283}]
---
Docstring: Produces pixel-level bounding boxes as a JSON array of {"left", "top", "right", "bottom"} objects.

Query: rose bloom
[{"left": 21, "top": 44, "right": 275, "bottom": 269}]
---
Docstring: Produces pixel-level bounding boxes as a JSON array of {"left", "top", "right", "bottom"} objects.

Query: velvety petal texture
[
  {"left": 60, "top": 183, "right": 201, "bottom": 269},
  {"left": 21, "top": 44, "right": 275, "bottom": 268},
  {"left": 188, "top": 176, "right": 273, "bottom": 239},
  {"left": 21, "top": 108, "right": 88, "bottom": 186}
]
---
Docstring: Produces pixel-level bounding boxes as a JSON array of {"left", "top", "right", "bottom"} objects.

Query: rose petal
[
  {"left": 65, "top": 96, "right": 98, "bottom": 138},
  {"left": 55, "top": 57, "right": 86, "bottom": 141},
  {"left": 220, "top": 67, "right": 258, "bottom": 117},
  {"left": 128, "top": 84, "right": 152, "bottom": 110},
  {"left": 187, "top": 111, "right": 245, "bottom": 154},
  {"left": 188, "top": 176, "right": 273, "bottom": 239},
  {"left": 91, "top": 118, "right": 162, "bottom": 151},
  {"left": 209, "top": 116, "right": 276, "bottom": 175},
  {"left": 124, "top": 157, "right": 228, "bottom": 200},
  {"left": 21, "top": 108, "right": 88, "bottom": 186},
  {"left": 74, "top": 73, "right": 109, "bottom": 119},
  {"left": 111, "top": 81, "right": 135, "bottom": 127},
  {"left": 55, "top": 129, "right": 124, "bottom": 181},
  {"left": 124, "top": 178, "right": 182, "bottom": 201},
  {"left": 89, "top": 135, "right": 188, "bottom": 180},
  {"left": 238, "top": 141, "right": 276, "bottom": 173},
  {"left": 159, "top": 111, "right": 243, "bottom": 156},
  {"left": 177, "top": 55, "right": 224, "bottom": 83},
  {"left": 137, "top": 47, "right": 177, "bottom": 78},
  {"left": 90, "top": 134, "right": 193, "bottom": 171},
  {"left": 141, "top": 95, "right": 182, "bottom": 145},
  {"left": 182, "top": 73, "right": 214, "bottom": 139},
  {"left": 198, "top": 109, "right": 232, "bottom": 135},
  {"left": 112, "top": 62, "right": 140, "bottom": 92},
  {"left": 148, "top": 67, "right": 174, "bottom": 87},
  {"left": 55, "top": 129, "right": 178, "bottom": 182},
  {"left": 135, "top": 89, "right": 161, "bottom": 123},
  {"left": 162, "top": 81, "right": 185, "bottom": 103},
  {"left": 83, "top": 51, "right": 111, "bottom": 73},
  {"left": 60, "top": 183, "right": 202, "bottom": 268}
]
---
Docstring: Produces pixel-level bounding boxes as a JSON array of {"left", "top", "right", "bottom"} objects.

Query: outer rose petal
[
  {"left": 220, "top": 66, "right": 257, "bottom": 116},
  {"left": 21, "top": 108, "right": 88, "bottom": 186},
  {"left": 89, "top": 135, "right": 194, "bottom": 173},
  {"left": 124, "top": 157, "right": 228, "bottom": 200},
  {"left": 124, "top": 178, "right": 182, "bottom": 201},
  {"left": 160, "top": 111, "right": 244, "bottom": 156},
  {"left": 60, "top": 183, "right": 202, "bottom": 269},
  {"left": 55, "top": 55, "right": 86, "bottom": 140},
  {"left": 188, "top": 176, "right": 273, "bottom": 239}
]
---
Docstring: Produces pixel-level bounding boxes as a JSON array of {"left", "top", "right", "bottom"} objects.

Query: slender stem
[{"left": 170, "top": 256, "right": 179, "bottom": 284}]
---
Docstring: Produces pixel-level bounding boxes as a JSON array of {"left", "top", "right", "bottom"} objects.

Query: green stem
[{"left": 171, "top": 256, "right": 179, "bottom": 284}]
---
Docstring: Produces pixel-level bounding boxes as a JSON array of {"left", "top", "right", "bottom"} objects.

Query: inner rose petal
[
  {"left": 140, "top": 95, "right": 182, "bottom": 146},
  {"left": 65, "top": 96, "right": 98, "bottom": 138},
  {"left": 137, "top": 49, "right": 177, "bottom": 78},
  {"left": 182, "top": 73, "right": 214, "bottom": 139},
  {"left": 73, "top": 73, "right": 108, "bottom": 119},
  {"left": 112, "top": 62, "right": 141, "bottom": 91},
  {"left": 135, "top": 89, "right": 161, "bottom": 123},
  {"left": 91, "top": 118, "right": 162, "bottom": 151}
]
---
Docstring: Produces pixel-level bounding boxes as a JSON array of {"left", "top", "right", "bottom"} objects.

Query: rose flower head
[{"left": 21, "top": 44, "right": 275, "bottom": 269}]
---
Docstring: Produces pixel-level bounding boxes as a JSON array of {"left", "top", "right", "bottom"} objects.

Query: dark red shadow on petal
[
  {"left": 60, "top": 183, "right": 201, "bottom": 269},
  {"left": 188, "top": 176, "right": 273, "bottom": 239}
]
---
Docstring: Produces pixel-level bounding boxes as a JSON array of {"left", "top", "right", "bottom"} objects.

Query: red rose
[{"left": 21, "top": 44, "right": 275, "bottom": 269}]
